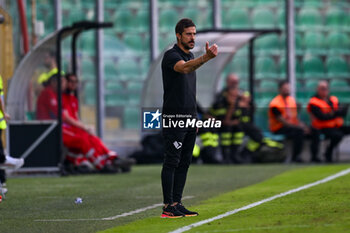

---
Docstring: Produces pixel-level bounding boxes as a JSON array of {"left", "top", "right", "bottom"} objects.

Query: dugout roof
[{"left": 7, "top": 21, "right": 112, "bottom": 120}]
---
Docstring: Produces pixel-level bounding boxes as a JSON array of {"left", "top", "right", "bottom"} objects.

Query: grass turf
[
  {"left": 101, "top": 164, "right": 350, "bottom": 233},
  {"left": 0, "top": 164, "right": 293, "bottom": 233}
]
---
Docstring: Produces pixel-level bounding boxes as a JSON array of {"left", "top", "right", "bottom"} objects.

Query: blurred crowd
[{"left": 193, "top": 73, "right": 350, "bottom": 164}]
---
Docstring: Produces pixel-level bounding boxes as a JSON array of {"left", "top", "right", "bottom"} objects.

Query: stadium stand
[
  {"left": 123, "top": 33, "right": 150, "bottom": 52},
  {"left": 259, "top": 80, "right": 278, "bottom": 90},
  {"left": 5, "top": 0, "right": 350, "bottom": 134},
  {"left": 326, "top": 56, "right": 350, "bottom": 78},
  {"left": 297, "top": 8, "right": 323, "bottom": 31},
  {"left": 303, "top": 32, "right": 326, "bottom": 55},
  {"left": 106, "top": 81, "right": 127, "bottom": 106},
  {"left": 104, "top": 60, "right": 118, "bottom": 81},
  {"left": 302, "top": 56, "right": 326, "bottom": 79},
  {"left": 257, "top": 80, "right": 278, "bottom": 106},
  {"left": 230, "top": 58, "right": 248, "bottom": 79},
  {"left": 255, "top": 56, "right": 279, "bottom": 79},
  {"left": 222, "top": 8, "right": 250, "bottom": 29},
  {"left": 325, "top": 7, "right": 347, "bottom": 30},
  {"left": 255, "top": 34, "right": 281, "bottom": 55},
  {"left": 299, "top": 0, "right": 324, "bottom": 7},
  {"left": 224, "top": 0, "right": 255, "bottom": 8},
  {"left": 252, "top": 8, "right": 276, "bottom": 29},
  {"left": 239, "top": 80, "right": 249, "bottom": 90},
  {"left": 329, "top": 79, "right": 350, "bottom": 102},
  {"left": 123, "top": 107, "right": 140, "bottom": 129},
  {"left": 36, "top": 4, "right": 54, "bottom": 33},
  {"left": 81, "top": 59, "right": 95, "bottom": 81},
  {"left": 117, "top": 58, "right": 141, "bottom": 81},
  {"left": 257, "top": 0, "right": 282, "bottom": 6},
  {"left": 305, "top": 79, "right": 319, "bottom": 91},
  {"left": 159, "top": 9, "right": 178, "bottom": 32},
  {"left": 84, "top": 81, "right": 96, "bottom": 105},
  {"left": 326, "top": 32, "right": 350, "bottom": 55},
  {"left": 127, "top": 81, "right": 143, "bottom": 105},
  {"left": 280, "top": 57, "right": 302, "bottom": 79}
]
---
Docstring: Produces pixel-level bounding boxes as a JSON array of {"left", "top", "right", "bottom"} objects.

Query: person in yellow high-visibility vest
[
  {"left": 0, "top": 75, "right": 24, "bottom": 195},
  {"left": 37, "top": 51, "right": 64, "bottom": 86},
  {"left": 210, "top": 74, "right": 245, "bottom": 164}
]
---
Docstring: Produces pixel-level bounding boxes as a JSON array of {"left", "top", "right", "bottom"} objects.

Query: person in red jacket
[
  {"left": 307, "top": 81, "right": 350, "bottom": 162},
  {"left": 268, "top": 81, "right": 308, "bottom": 163},
  {"left": 63, "top": 74, "right": 118, "bottom": 167},
  {"left": 36, "top": 75, "right": 107, "bottom": 170},
  {"left": 36, "top": 74, "right": 60, "bottom": 120}
]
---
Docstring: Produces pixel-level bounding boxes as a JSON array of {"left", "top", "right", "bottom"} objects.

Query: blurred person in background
[
  {"left": 234, "top": 92, "right": 283, "bottom": 162},
  {"left": 37, "top": 51, "right": 62, "bottom": 87},
  {"left": 268, "top": 80, "right": 308, "bottom": 163},
  {"left": 33, "top": 51, "right": 64, "bottom": 101},
  {"left": 36, "top": 74, "right": 61, "bottom": 120},
  {"left": 210, "top": 73, "right": 245, "bottom": 163},
  {"left": 0, "top": 75, "right": 24, "bottom": 195},
  {"left": 211, "top": 74, "right": 282, "bottom": 163},
  {"left": 36, "top": 74, "right": 113, "bottom": 172},
  {"left": 307, "top": 81, "right": 350, "bottom": 163},
  {"left": 63, "top": 74, "right": 134, "bottom": 172},
  {"left": 195, "top": 102, "right": 221, "bottom": 164}
]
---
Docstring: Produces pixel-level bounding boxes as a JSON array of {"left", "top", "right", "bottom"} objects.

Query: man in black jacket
[{"left": 161, "top": 18, "right": 218, "bottom": 218}]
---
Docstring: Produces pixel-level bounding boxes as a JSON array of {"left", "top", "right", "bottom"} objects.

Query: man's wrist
[{"left": 202, "top": 54, "right": 210, "bottom": 63}]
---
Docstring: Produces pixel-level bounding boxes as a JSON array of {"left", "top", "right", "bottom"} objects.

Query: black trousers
[
  {"left": 275, "top": 126, "right": 305, "bottom": 161},
  {"left": 0, "top": 129, "right": 6, "bottom": 184},
  {"left": 161, "top": 129, "right": 196, "bottom": 204},
  {"left": 310, "top": 126, "right": 350, "bottom": 162}
]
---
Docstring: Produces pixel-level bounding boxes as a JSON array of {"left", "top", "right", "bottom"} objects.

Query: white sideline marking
[
  {"left": 195, "top": 223, "right": 337, "bottom": 232},
  {"left": 34, "top": 196, "right": 194, "bottom": 222},
  {"left": 169, "top": 168, "right": 350, "bottom": 233}
]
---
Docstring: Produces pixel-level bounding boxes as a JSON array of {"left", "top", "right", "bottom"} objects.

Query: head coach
[{"left": 160, "top": 18, "right": 218, "bottom": 218}]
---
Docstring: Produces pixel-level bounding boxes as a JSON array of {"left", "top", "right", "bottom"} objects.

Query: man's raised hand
[{"left": 205, "top": 41, "right": 218, "bottom": 59}]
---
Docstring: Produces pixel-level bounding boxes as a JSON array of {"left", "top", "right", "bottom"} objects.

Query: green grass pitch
[{"left": 1, "top": 164, "right": 349, "bottom": 233}]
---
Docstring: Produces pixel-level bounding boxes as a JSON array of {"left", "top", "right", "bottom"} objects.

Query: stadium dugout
[{"left": 6, "top": 21, "right": 112, "bottom": 172}]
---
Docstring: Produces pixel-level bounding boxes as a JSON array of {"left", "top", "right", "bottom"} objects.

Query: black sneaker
[
  {"left": 161, "top": 205, "right": 185, "bottom": 218},
  {"left": 175, "top": 203, "right": 199, "bottom": 217}
]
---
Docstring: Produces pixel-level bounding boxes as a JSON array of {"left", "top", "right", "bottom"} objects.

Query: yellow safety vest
[
  {"left": 37, "top": 68, "right": 65, "bottom": 84},
  {"left": 0, "top": 75, "right": 7, "bottom": 129}
]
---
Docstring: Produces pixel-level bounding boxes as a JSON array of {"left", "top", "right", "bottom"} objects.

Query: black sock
[{"left": 0, "top": 169, "right": 6, "bottom": 184}]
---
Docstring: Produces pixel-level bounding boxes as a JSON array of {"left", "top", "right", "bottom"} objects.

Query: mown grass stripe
[{"left": 169, "top": 168, "right": 350, "bottom": 233}]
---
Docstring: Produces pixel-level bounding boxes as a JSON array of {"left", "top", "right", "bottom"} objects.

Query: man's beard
[{"left": 181, "top": 40, "right": 195, "bottom": 50}]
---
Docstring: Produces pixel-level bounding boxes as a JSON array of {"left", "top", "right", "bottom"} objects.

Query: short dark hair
[
  {"left": 65, "top": 73, "right": 77, "bottom": 81},
  {"left": 175, "top": 18, "right": 196, "bottom": 35},
  {"left": 48, "top": 74, "right": 60, "bottom": 83},
  {"left": 278, "top": 80, "right": 289, "bottom": 89}
]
